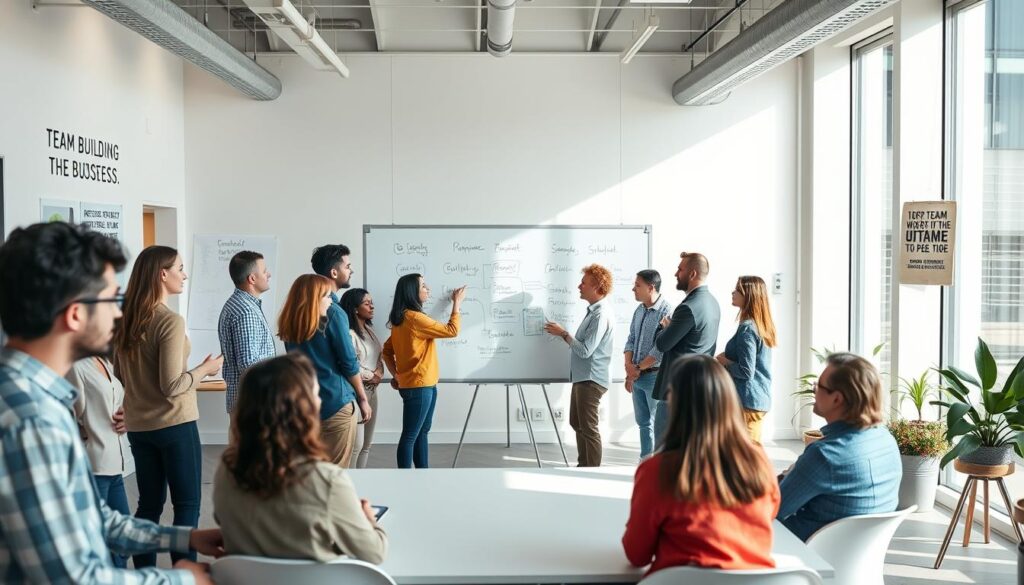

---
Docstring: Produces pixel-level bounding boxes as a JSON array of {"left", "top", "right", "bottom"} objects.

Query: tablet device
[{"left": 372, "top": 505, "right": 388, "bottom": 522}]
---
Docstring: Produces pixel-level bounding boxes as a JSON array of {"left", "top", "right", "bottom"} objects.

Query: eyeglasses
[
  {"left": 813, "top": 381, "right": 835, "bottom": 393},
  {"left": 57, "top": 293, "right": 126, "bottom": 315}
]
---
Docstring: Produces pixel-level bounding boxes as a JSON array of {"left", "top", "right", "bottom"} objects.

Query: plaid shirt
[
  {"left": 218, "top": 289, "right": 277, "bottom": 413},
  {"left": 0, "top": 348, "right": 193, "bottom": 584},
  {"left": 622, "top": 295, "right": 672, "bottom": 367}
]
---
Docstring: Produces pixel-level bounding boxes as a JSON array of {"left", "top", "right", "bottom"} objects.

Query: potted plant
[
  {"left": 793, "top": 344, "right": 884, "bottom": 445},
  {"left": 888, "top": 370, "right": 947, "bottom": 512},
  {"left": 932, "top": 338, "right": 1024, "bottom": 470},
  {"left": 793, "top": 346, "right": 833, "bottom": 444}
]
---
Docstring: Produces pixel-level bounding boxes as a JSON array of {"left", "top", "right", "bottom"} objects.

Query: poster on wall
[
  {"left": 40, "top": 198, "right": 80, "bottom": 223},
  {"left": 898, "top": 200, "right": 957, "bottom": 286},
  {"left": 80, "top": 202, "right": 124, "bottom": 242}
]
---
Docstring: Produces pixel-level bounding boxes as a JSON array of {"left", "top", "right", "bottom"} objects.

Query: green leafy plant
[
  {"left": 931, "top": 337, "right": 1024, "bottom": 469},
  {"left": 888, "top": 419, "right": 948, "bottom": 458},
  {"left": 898, "top": 370, "right": 941, "bottom": 421}
]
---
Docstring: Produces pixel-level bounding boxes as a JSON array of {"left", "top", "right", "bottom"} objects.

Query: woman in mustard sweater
[{"left": 382, "top": 274, "right": 465, "bottom": 469}]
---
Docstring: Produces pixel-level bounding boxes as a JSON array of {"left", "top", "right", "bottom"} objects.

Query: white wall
[
  {"left": 184, "top": 54, "right": 800, "bottom": 445},
  {"left": 0, "top": 2, "right": 186, "bottom": 256}
]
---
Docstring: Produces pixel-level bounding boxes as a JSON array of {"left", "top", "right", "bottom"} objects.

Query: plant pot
[
  {"left": 959, "top": 445, "right": 1014, "bottom": 466},
  {"left": 898, "top": 455, "right": 939, "bottom": 513},
  {"left": 802, "top": 430, "right": 823, "bottom": 446}
]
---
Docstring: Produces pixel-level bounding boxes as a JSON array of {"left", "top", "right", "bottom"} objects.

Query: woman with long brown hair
[
  {"left": 278, "top": 274, "right": 371, "bottom": 468},
  {"left": 622, "top": 355, "right": 778, "bottom": 576},
  {"left": 213, "top": 353, "right": 387, "bottom": 562},
  {"left": 715, "top": 275, "right": 777, "bottom": 442},
  {"left": 113, "top": 245, "right": 222, "bottom": 567}
]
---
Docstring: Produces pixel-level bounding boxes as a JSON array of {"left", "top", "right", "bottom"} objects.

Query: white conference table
[{"left": 347, "top": 467, "right": 834, "bottom": 584}]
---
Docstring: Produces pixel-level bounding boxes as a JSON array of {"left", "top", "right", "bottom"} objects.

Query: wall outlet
[
  {"left": 552, "top": 407, "right": 565, "bottom": 422},
  {"left": 773, "top": 272, "right": 783, "bottom": 295},
  {"left": 531, "top": 408, "right": 545, "bottom": 422},
  {"left": 516, "top": 408, "right": 527, "bottom": 422}
]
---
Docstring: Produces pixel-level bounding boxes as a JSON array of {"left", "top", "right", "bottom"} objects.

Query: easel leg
[
  {"left": 541, "top": 384, "right": 569, "bottom": 467},
  {"left": 935, "top": 477, "right": 975, "bottom": 568},
  {"left": 996, "top": 478, "right": 1024, "bottom": 543},
  {"left": 506, "top": 385, "right": 511, "bottom": 448},
  {"left": 452, "top": 384, "right": 481, "bottom": 469},
  {"left": 518, "top": 384, "right": 542, "bottom": 468}
]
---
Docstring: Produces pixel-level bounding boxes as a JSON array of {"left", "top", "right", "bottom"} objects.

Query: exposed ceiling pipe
[
  {"left": 672, "top": 0, "right": 898, "bottom": 105},
  {"left": 83, "top": 0, "right": 282, "bottom": 100},
  {"left": 486, "top": 0, "right": 516, "bottom": 57}
]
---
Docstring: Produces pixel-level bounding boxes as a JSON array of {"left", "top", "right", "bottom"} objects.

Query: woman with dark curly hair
[{"left": 212, "top": 353, "right": 388, "bottom": 562}]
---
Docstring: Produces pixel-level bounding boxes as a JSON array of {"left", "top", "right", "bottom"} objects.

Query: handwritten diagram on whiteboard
[{"left": 364, "top": 225, "right": 651, "bottom": 383}]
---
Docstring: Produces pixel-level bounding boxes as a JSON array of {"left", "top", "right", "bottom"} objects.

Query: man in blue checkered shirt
[
  {"left": 217, "top": 250, "right": 276, "bottom": 414},
  {"left": 0, "top": 222, "right": 223, "bottom": 584}
]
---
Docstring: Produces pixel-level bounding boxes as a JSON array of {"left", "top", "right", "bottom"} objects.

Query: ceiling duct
[
  {"left": 486, "top": 0, "right": 516, "bottom": 57},
  {"left": 83, "top": 0, "right": 282, "bottom": 101},
  {"left": 672, "top": 0, "right": 898, "bottom": 106}
]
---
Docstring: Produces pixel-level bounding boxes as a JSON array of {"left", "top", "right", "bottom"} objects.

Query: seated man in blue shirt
[
  {"left": 779, "top": 352, "right": 902, "bottom": 541},
  {"left": 0, "top": 222, "right": 223, "bottom": 584}
]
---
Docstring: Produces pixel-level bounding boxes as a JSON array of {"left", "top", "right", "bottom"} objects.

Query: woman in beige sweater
[
  {"left": 113, "top": 246, "right": 222, "bottom": 567},
  {"left": 214, "top": 353, "right": 387, "bottom": 563}
]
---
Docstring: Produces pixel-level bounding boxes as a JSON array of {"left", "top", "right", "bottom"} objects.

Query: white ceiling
[{"left": 171, "top": 0, "right": 780, "bottom": 56}]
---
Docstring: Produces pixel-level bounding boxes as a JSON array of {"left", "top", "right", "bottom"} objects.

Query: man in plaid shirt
[
  {"left": 0, "top": 222, "right": 223, "bottom": 584},
  {"left": 218, "top": 250, "right": 276, "bottom": 414}
]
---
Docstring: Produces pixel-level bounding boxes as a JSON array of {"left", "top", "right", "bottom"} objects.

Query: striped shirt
[
  {"left": 0, "top": 348, "right": 194, "bottom": 584},
  {"left": 218, "top": 289, "right": 277, "bottom": 413},
  {"left": 623, "top": 295, "right": 672, "bottom": 367}
]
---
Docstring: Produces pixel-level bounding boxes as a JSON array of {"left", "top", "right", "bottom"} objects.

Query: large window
[
  {"left": 946, "top": 0, "right": 1024, "bottom": 502},
  {"left": 851, "top": 33, "right": 895, "bottom": 376}
]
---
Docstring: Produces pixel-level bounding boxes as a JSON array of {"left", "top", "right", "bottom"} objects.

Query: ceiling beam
[
  {"left": 368, "top": 0, "right": 385, "bottom": 50},
  {"left": 590, "top": 0, "right": 626, "bottom": 52},
  {"left": 476, "top": 0, "right": 483, "bottom": 51},
  {"left": 585, "top": 0, "right": 601, "bottom": 52}
]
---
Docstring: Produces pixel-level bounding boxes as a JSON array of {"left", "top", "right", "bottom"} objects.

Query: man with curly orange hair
[{"left": 544, "top": 264, "right": 615, "bottom": 467}]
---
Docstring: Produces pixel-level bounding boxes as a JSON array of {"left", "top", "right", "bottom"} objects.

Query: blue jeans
[
  {"left": 654, "top": 398, "right": 669, "bottom": 451},
  {"left": 397, "top": 386, "right": 437, "bottom": 469},
  {"left": 631, "top": 372, "right": 660, "bottom": 459},
  {"left": 94, "top": 474, "right": 130, "bottom": 568},
  {"left": 127, "top": 421, "right": 201, "bottom": 566}
]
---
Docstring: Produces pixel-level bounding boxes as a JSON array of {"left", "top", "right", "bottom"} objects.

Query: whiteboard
[
  {"left": 364, "top": 225, "right": 651, "bottom": 383},
  {"left": 187, "top": 234, "right": 279, "bottom": 374}
]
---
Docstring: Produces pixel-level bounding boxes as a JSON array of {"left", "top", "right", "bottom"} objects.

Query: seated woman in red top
[{"left": 622, "top": 355, "right": 779, "bottom": 576}]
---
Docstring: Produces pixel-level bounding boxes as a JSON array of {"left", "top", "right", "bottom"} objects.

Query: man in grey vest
[{"left": 652, "top": 252, "right": 721, "bottom": 442}]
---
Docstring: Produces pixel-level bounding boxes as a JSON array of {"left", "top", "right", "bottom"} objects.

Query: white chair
[
  {"left": 211, "top": 555, "right": 396, "bottom": 585},
  {"left": 805, "top": 506, "right": 917, "bottom": 585},
  {"left": 638, "top": 566, "right": 823, "bottom": 585}
]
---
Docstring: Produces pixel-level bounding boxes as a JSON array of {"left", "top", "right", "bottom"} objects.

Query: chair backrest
[
  {"left": 211, "top": 555, "right": 397, "bottom": 585},
  {"left": 805, "top": 506, "right": 917, "bottom": 585},
  {"left": 638, "top": 566, "right": 823, "bottom": 585}
]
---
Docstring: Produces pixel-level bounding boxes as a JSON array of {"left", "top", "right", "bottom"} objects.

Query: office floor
[{"left": 126, "top": 440, "right": 1018, "bottom": 584}]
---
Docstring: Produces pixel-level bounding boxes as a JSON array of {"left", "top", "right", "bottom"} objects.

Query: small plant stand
[{"left": 934, "top": 460, "right": 1023, "bottom": 569}]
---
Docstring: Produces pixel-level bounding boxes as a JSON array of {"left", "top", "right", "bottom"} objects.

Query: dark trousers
[
  {"left": 127, "top": 421, "right": 201, "bottom": 566},
  {"left": 397, "top": 386, "right": 437, "bottom": 469},
  {"left": 94, "top": 474, "right": 130, "bottom": 568},
  {"left": 570, "top": 381, "right": 607, "bottom": 467}
]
